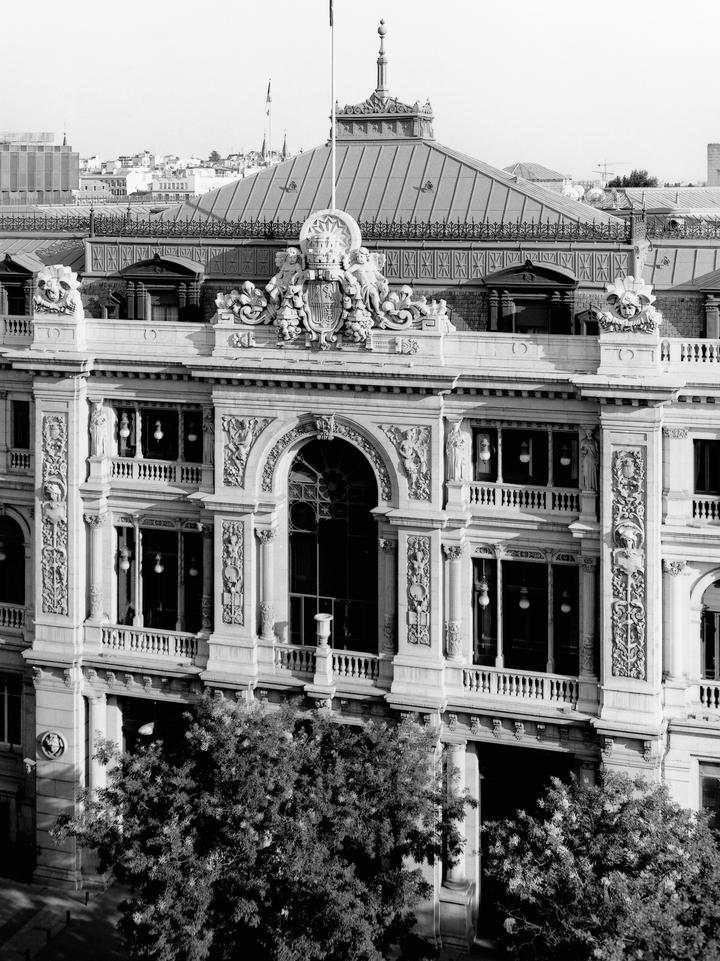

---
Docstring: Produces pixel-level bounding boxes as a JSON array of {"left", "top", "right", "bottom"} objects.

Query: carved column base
[{"left": 439, "top": 881, "right": 475, "bottom": 951}]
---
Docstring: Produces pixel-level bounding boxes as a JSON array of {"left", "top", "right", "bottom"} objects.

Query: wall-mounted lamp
[
  {"left": 519, "top": 439, "right": 531, "bottom": 464},
  {"left": 186, "top": 422, "right": 198, "bottom": 443},
  {"left": 477, "top": 577, "right": 490, "bottom": 608},
  {"left": 119, "top": 411, "right": 131, "bottom": 439},
  {"left": 560, "top": 590, "right": 572, "bottom": 614},
  {"left": 0, "top": 542, "right": 6, "bottom": 562},
  {"left": 518, "top": 583, "right": 530, "bottom": 610},
  {"left": 477, "top": 436, "right": 492, "bottom": 462},
  {"left": 188, "top": 557, "right": 199, "bottom": 577},
  {"left": 118, "top": 547, "right": 131, "bottom": 572},
  {"left": 153, "top": 420, "right": 164, "bottom": 441},
  {"left": 154, "top": 553, "right": 164, "bottom": 574},
  {"left": 559, "top": 443, "right": 572, "bottom": 467}
]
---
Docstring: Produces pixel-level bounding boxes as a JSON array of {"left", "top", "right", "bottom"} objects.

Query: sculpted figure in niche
[
  {"left": 345, "top": 247, "right": 388, "bottom": 317},
  {"left": 266, "top": 247, "right": 302, "bottom": 304},
  {"left": 580, "top": 429, "right": 599, "bottom": 491},
  {"left": 89, "top": 401, "right": 107, "bottom": 457},
  {"left": 446, "top": 420, "right": 466, "bottom": 482},
  {"left": 398, "top": 427, "right": 425, "bottom": 486},
  {"left": 202, "top": 409, "right": 215, "bottom": 465}
]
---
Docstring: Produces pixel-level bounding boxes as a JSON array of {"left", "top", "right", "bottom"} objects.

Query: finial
[
  {"left": 378, "top": 18, "right": 387, "bottom": 37},
  {"left": 375, "top": 18, "right": 389, "bottom": 98}
]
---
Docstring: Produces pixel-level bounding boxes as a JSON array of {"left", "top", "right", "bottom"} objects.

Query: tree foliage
[
  {"left": 56, "top": 697, "right": 468, "bottom": 961},
  {"left": 606, "top": 169, "right": 658, "bottom": 188},
  {"left": 484, "top": 773, "right": 720, "bottom": 961},
  {"left": 208, "top": 150, "right": 222, "bottom": 164}
]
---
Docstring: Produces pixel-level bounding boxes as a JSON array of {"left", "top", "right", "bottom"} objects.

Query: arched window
[
  {"left": 288, "top": 438, "right": 377, "bottom": 652},
  {"left": 0, "top": 516, "right": 25, "bottom": 605},
  {"left": 702, "top": 580, "right": 720, "bottom": 679}
]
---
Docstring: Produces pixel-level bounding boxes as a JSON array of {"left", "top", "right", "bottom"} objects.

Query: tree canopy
[
  {"left": 484, "top": 773, "right": 720, "bottom": 961},
  {"left": 607, "top": 169, "right": 658, "bottom": 188},
  {"left": 208, "top": 150, "right": 222, "bottom": 164},
  {"left": 56, "top": 697, "right": 469, "bottom": 961}
]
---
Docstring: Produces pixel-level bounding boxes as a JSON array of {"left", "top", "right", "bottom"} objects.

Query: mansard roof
[{"left": 159, "top": 140, "right": 619, "bottom": 228}]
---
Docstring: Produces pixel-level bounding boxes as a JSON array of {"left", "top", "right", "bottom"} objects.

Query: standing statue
[
  {"left": 202, "top": 408, "right": 215, "bottom": 466},
  {"left": 344, "top": 247, "right": 389, "bottom": 318},
  {"left": 580, "top": 429, "right": 599, "bottom": 491},
  {"left": 446, "top": 420, "right": 466, "bottom": 482},
  {"left": 89, "top": 401, "right": 107, "bottom": 457}
]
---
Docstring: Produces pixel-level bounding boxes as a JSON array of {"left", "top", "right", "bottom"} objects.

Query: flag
[
  {"left": 265, "top": 80, "right": 271, "bottom": 116},
  {"left": 329, "top": 0, "right": 333, "bottom": 26}
]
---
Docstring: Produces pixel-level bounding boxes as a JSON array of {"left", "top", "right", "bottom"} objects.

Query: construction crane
[{"left": 593, "top": 161, "right": 630, "bottom": 185}]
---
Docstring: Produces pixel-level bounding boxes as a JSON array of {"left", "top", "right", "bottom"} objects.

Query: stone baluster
[{"left": 443, "top": 544, "right": 465, "bottom": 660}]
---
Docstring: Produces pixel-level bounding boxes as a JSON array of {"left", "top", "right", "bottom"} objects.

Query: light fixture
[
  {"left": 188, "top": 557, "right": 199, "bottom": 577},
  {"left": 119, "top": 411, "right": 131, "bottom": 439},
  {"left": 138, "top": 722, "right": 155, "bottom": 737},
  {"left": 559, "top": 443, "right": 572, "bottom": 468},
  {"left": 478, "top": 436, "right": 492, "bottom": 462},
  {"left": 119, "top": 547, "right": 131, "bottom": 572},
  {"left": 518, "top": 584, "right": 530, "bottom": 610},
  {"left": 519, "top": 439, "right": 530, "bottom": 464},
  {"left": 478, "top": 577, "right": 490, "bottom": 608},
  {"left": 0, "top": 542, "right": 6, "bottom": 562},
  {"left": 154, "top": 553, "right": 164, "bottom": 574},
  {"left": 560, "top": 590, "right": 572, "bottom": 614},
  {"left": 153, "top": 420, "right": 164, "bottom": 441},
  {"left": 186, "top": 422, "right": 198, "bottom": 443}
]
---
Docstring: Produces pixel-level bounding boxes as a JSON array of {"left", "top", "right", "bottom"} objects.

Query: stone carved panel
[
  {"left": 222, "top": 416, "right": 273, "bottom": 487},
  {"left": 41, "top": 414, "right": 68, "bottom": 615},
  {"left": 381, "top": 425, "right": 431, "bottom": 500},
  {"left": 221, "top": 520, "right": 244, "bottom": 625},
  {"left": 261, "top": 420, "right": 392, "bottom": 501},
  {"left": 407, "top": 535, "right": 430, "bottom": 646},
  {"left": 445, "top": 621, "right": 461, "bottom": 658},
  {"left": 610, "top": 448, "right": 647, "bottom": 680}
]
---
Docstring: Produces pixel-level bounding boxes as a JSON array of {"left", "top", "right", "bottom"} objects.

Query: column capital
[
  {"left": 442, "top": 543, "right": 465, "bottom": 561},
  {"left": 83, "top": 512, "right": 106, "bottom": 528},
  {"left": 663, "top": 559, "right": 688, "bottom": 576},
  {"left": 255, "top": 528, "right": 277, "bottom": 544},
  {"left": 378, "top": 537, "right": 396, "bottom": 553},
  {"left": 580, "top": 556, "right": 598, "bottom": 573},
  {"left": 663, "top": 426, "right": 689, "bottom": 439}
]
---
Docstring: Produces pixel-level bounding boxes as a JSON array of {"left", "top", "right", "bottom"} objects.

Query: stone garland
[
  {"left": 261, "top": 419, "right": 392, "bottom": 501},
  {"left": 407, "top": 535, "right": 431, "bottom": 646},
  {"left": 221, "top": 520, "right": 244, "bottom": 625},
  {"left": 610, "top": 448, "right": 647, "bottom": 680},
  {"left": 222, "top": 416, "right": 274, "bottom": 487},
  {"left": 381, "top": 424, "right": 431, "bottom": 501},
  {"left": 41, "top": 414, "right": 69, "bottom": 615}
]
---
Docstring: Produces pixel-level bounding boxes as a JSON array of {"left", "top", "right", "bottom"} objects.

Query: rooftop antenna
[
  {"left": 593, "top": 160, "right": 629, "bottom": 186},
  {"left": 265, "top": 79, "right": 272, "bottom": 161},
  {"left": 330, "top": 0, "right": 336, "bottom": 209}
]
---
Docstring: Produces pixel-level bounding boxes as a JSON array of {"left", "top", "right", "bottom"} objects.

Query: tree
[
  {"left": 606, "top": 169, "right": 658, "bottom": 188},
  {"left": 484, "top": 773, "right": 720, "bottom": 961},
  {"left": 55, "top": 697, "right": 469, "bottom": 961},
  {"left": 208, "top": 150, "right": 222, "bottom": 164}
]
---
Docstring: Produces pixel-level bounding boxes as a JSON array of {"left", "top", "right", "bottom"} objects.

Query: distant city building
[
  {"left": 79, "top": 168, "right": 152, "bottom": 199},
  {"left": 503, "top": 161, "right": 572, "bottom": 194},
  {"left": 708, "top": 144, "right": 720, "bottom": 186},
  {"left": 0, "top": 132, "right": 79, "bottom": 204}
]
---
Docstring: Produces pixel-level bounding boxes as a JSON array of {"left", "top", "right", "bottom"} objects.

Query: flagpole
[
  {"left": 330, "top": 0, "right": 336, "bottom": 210},
  {"left": 268, "top": 78, "right": 272, "bottom": 160}
]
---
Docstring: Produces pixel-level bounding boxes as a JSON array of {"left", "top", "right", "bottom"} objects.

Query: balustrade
[
  {"left": 332, "top": 650, "right": 380, "bottom": 682},
  {"left": 2, "top": 316, "right": 32, "bottom": 341},
  {"left": 0, "top": 603, "right": 25, "bottom": 631},
  {"left": 110, "top": 457, "right": 202, "bottom": 487},
  {"left": 468, "top": 482, "right": 580, "bottom": 515},
  {"left": 699, "top": 683, "right": 720, "bottom": 711},
  {"left": 274, "top": 644, "right": 316, "bottom": 675},
  {"left": 8, "top": 449, "right": 31, "bottom": 472},
  {"left": 463, "top": 665, "right": 579, "bottom": 705},
  {"left": 100, "top": 624, "right": 198, "bottom": 659},
  {"left": 692, "top": 496, "right": 720, "bottom": 522}
]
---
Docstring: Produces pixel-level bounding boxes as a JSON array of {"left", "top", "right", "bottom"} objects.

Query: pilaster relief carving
[
  {"left": 259, "top": 602, "right": 273, "bottom": 637},
  {"left": 611, "top": 449, "right": 647, "bottom": 680},
  {"left": 221, "top": 520, "right": 244, "bottom": 625},
  {"left": 222, "top": 416, "right": 273, "bottom": 487},
  {"left": 445, "top": 621, "right": 461, "bottom": 658},
  {"left": 381, "top": 425, "right": 430, "bottom": 500},
  {"left": 261, "top": 419, "right": 392, "bottom": 500},
  {"left": 382, "top": 613, "right": 396, "bottom": 653},
  {"left": 663, "top": 427, "right": 689, "bottom": 439},
  {"left": 407, "top": 535, "right": 430, "bottom": 645},
  {"left": 41, "top": 414, "right": 68, "bottom": 615}
]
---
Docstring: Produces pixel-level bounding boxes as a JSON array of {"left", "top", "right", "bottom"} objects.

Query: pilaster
[{"left": 662, "top": 427, "right": 691, "bottom": 525}]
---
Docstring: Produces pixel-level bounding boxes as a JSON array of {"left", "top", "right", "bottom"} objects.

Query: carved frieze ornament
[
  {"left": 598, "top": 276, "right": 660, "bottom": 333},
  {"left": 314, "top": 413, "right": 336, "bottom": 441},
  {"left": 382, "top": 424, "right": 431, "bottom": 500},
  {"left": 445, "top": 621, "right": 461, "bottom": 658},
  {"left": 221, "top": 521, "right": 244, "bottom": 625},
  {"left": 214, "top": 209, "right": 453, "bottom": 349},
  {"left": 41, "top": 414, "right": 68, "bottom": 615},
  {"left": 610, "top": 449, "right": 647, "bottom": 680},
  {"left": 222, "top": 416, "right": 273, "bottom": 487},
  {"left": 407, "top": 535, "right": 431, "bottom": 645},
  {"left": 33, "top": 264, "right": 84, "bottom": 318}
]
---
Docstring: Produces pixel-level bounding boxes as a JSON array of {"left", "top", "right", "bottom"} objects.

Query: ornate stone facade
[
  {"left": 222, "top": 415, "right": 273, "bottom": 487},
  {"left": 221, "top": 520, "right": 244, "bottom": 625},
  {"left": 610, "top": 448, "right": 647, "bottom": 680},
  {"left": 407, "top": 535, "right": 430, "bottom": 646},
  {"left": 598, "top": 276, "right": 660, "bottom": 333},
  {"left": 381, "top": 424, "right": 431, "bottom": 500},
  {"left": 33, "top": 265, "right": 83, "bottom": 318},
  {"left": 41, "top": 414, "right": 68, "bottom": 615}
]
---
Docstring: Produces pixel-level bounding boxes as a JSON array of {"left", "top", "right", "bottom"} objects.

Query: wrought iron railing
[
  {"left": 463, "top": 665, "right": 579, "bottom": 705},
  {"left": 0, "top": 212, "right": 632, "bottom": 243},
  {"left": 646, "top": 220, "right": 720, "bottom": 240}
]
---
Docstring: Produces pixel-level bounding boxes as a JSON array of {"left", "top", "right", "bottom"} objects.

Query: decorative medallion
[{"left": 39, "top": 730, "right": 67, "bottom": 759}]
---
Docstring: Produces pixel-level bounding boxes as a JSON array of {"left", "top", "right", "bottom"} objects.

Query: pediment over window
[
  {"left": 117, "top": 252, "right": 205, "bottom": 278},
  {"left": 0, "top": 252, "right": 45, "bottom": 276},
  {"left": 483, "top": 259, "right": 578, "bottom": 290}
]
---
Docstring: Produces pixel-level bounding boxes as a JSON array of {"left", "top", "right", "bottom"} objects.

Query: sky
[{"left": 1, "top": 0, "right": 717, "bottom": 184}]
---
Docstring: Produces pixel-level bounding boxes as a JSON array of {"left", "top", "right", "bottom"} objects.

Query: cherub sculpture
[
  {"left": 33, "top": 265, "right": 84, "bottom": 318},
  {"left": 266, "top": 247, "right": 303, "bottom": 304},
  {"left": 598, "top": 276, "right": 660, "bottom": 333},
  {"left": 344, "top": 247, "right": 388, "bottom": 318}
]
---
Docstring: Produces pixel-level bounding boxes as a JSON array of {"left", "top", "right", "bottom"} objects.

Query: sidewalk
[{"left": 0, "top": 878, "right": 128, "bottom": 961}]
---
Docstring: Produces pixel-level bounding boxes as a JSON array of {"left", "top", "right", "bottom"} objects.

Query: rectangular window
[
  {"left": 11, "top": 400, "right": 30, "bottom": 450},
  {"left": 694, "top": 439, "right": 720, "bottom": 494},
  {"left": 503, "top": 430, "right": 548, "bottom": 486},
  {"left": 701, "top": 763, "right": 720, "bottom": 830},
  {"left": 472, "top": 559, "right": 496, "bottom": 665},
  {"left": 0, "top": 673, "right": 21, "bottom": 745}
]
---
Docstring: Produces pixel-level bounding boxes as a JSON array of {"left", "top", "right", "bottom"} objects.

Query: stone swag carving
[
  {"left": 382, "top": 424, "right": 430, "bottom": 500},
  {"left": 610, "top": 449, "right": 647, "bottom": 680},
  {"left": 215, "top": 209, "right": 454, "bottom": 349},
  {"left": 221, "top": 521, "right": 244, "bottom": 625},
  {"left": 33, "top": 264, "right": 84, "bottom": 318},
  {"left": 598, "top": 276, "right": 660, "bottom": 334},
  {"left": 580, "top": 428, "right": 599, "bottom": 491},
  {"left": 445, "top": 419, "right": 467, "bottom": 482},
  {"left": 41, "top": 414, "right": 69, "bottom": 615},
  {"left": 407, "top": 535, "right": 431, "bottom": 646},
  {"left": 222, "top": 416, "right": 273, "bottom": 487}
]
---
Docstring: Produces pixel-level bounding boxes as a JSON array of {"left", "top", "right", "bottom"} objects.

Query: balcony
[
  {"left": 692, "top": 496, "right": 720, "bottom": 523},
  {"left": 462, "top": 665, "right": 579, "bottom": 707},
  {"left": 7, "top": 449, "right": 31, "bottom": 473},
  {"left": 468, "top": 482, "right": 580, "bottom": 516},
  {"left": 100, "top": 624, "right": 199, "bottom": 663},
  {"left": 699, "top": 682, "right": 720, "bottom": 711},
  {"left": 109, "top": 457, "right": 202, "bottom": 488},
  {"left": 0, "top": 603, "right": 25, "bottom": 632},
  {"left": 272, "top": 644, "right": 386, "bottom": 688}
]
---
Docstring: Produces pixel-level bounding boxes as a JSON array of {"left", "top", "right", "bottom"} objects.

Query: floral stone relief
[
  {"left": 41, "top": 414, "right": 69, "bottom": 615},
  {"left": 611, "top": 448, "right": 647, "bottom": 680},
  {"left": 221, "top": 520, "right": 244, "bottom": 625},
  {"left": 407, "top": 535, "right": 431, "bottom": 646},
  {"left": 381, "top": 425, "right": 431, "bottom": 500},
  {"left": 222, "top": 416, "right": 274, "bottom": 487}
]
